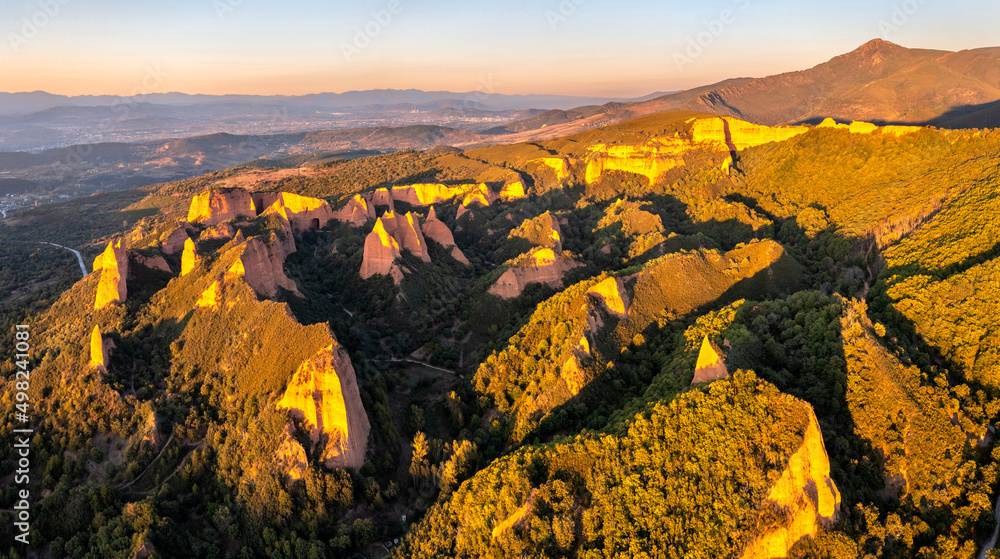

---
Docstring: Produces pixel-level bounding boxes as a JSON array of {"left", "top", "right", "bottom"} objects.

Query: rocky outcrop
[
  {"left": 261, "top": 192, "right": 335, "bottom": 233},
  {"left": 692, "top": 336, "right": 729, "bottom": 384},
  {"left": 89, "top": 325, "right": 115, "bottom": 371},
  {"left": 131, "top": 253, "right": 171, "bottom": 273},
  {"left": 160, "top": 224, "right": 193, "bottom": 254},
  {"left": 366, "top": 183, "right": 499, "bottom": 210},
  {"left": 373, "top": 210, "right": 431, "bottom": 262},
  {"left": 332, "top": 194, "right": 376, "bottom": 226},
  {"left": 199, "top": 222, "right": 235, "bottom": 241},
  {"left": 816, "top": 118, "right": 921, "bottom": 137},
  {"left": 488, "top": 248, "right": 582, "bottom": 299},
  {"left": 187, "top": 188, "right": 256, "bottom": 226},
  {"left": 529, "top": 157, "right": 572, "bottom": 182},
  {"left": 395, "top": 212, "right": 431, "bottom": 262},
  {"left": 226, "top": 233, "right": 301, "bottom": 298},
  {"left": 421, "top": 206, "right": 469, "bottom": 264},
  {"left": 276, "top": 344, "right": 371, "bottom": 470},
  {"left": 587, "top": 277, "right": 630, "bottom": 316},
  {"left": 251, "top": 192, "right": 281, "bottom": 213},
  {"left": 690, "top": 117, "right": 810, "bottom": 151},
  {"left": 195, "top": 281, "right": 221, "bottom": 310},
  {"left": 181, "top": 238, "right": 200, "bottom": 276},
  {"left": 742, "top": 405, "right": 841, "bottom": 559},
  {"left": 499, "top": 177, "right": 527, "bottom": 201},
  {"left": 560, "top": 336, "right": 592, "bottom": 396},
  {"left": 360, "top": 218, "right": 404, "bottom": 283},
  {"left": 94, "top": 240, "right": 128, "bottom": 309},
  {"left": 275, "top": 423, "right": 309, "bottom": 481},
  {"left": 584, "top": 143, "right": 686, "bottom": 185}
]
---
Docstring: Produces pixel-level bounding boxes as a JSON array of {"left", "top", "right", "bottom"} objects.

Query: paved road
[
  {"left": 979, "top": 491, "right": 1000, "bottom": 559},
  {"left": 39, "top": 242, "right": 88, "bottom": 277}
]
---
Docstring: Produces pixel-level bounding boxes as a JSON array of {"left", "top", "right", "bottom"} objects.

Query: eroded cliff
[
  {"left": 741, "top": 405, "right": 841, "bottom": 559},
  {"left": 276, "top": 344, "right": 371, "bottom": 470},
  {"left": 94, "top": 240, "right": 128, "bottom": 309}
]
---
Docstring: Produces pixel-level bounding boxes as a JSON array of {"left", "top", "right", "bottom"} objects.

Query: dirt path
[
  {"left": 117, "top": 432, "right": 175, "bottom": 490},
  {"left": 388, "top": 358, "right": 457, "bottom": 376},
  {"left": 135, "top": 442, "right": 205, "bottom": 496}
]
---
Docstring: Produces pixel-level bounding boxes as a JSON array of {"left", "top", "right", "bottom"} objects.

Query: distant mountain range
[
  {"left": 0, "top": 89, "right": 643, "bottom": 116},
  {"left": 488, "top": 39, "right": 1000, "bottom": 138}
]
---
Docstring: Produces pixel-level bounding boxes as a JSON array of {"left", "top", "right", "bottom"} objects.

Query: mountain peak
[{"left": 854, "top": 38, "right": 905, "bottom": 55}]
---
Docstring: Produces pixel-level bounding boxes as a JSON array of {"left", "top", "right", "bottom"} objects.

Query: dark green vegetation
[{"left": 2, "top": 109, "right": 1000, "bottom": 559}]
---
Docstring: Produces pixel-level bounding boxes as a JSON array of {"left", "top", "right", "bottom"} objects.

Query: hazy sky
[{"left": 1, "top": 0, "right": 997, "bottom": 97}]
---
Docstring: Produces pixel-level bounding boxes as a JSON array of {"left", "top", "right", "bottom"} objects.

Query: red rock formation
[
  {"left": 499, "top": 177, "right": 528, "bottom": 202},
  {"left": 332, "top": 194, "right": 376, "bottom": 226},
  {"left": 251, "top": 192, "right": 281, "bottom": 213},
  {"left": 89, "top": 325, "right": 115, "bottom": 371},
  {"left": 421, "top": 206, "right": 469, "bottom": 265},
  {"left": 131, "top": 253, "right": 171, "bottom": 273},
  {"left": 692, "top": 336, "right": 729, "bottom": 384},
  {"left": 94, "top": 240, "right": 128, "bottom": 309},
  {"left": 393, "top": 212, "right": 431, "bottom": 262},
  {"left": 360, "top": 218, "right": 403, "bottom": 283},
  {"left": 199, "top": 222, "right": 235, "bottom": 241},
  {"left": 261, "top": 192, "right": 335, "bottom": 233},
  {"left": 488, "top": 248, "right": 582, "bottom": 299},
  {"left": 277, "top": 344, "right": 371, "bottom": 470},
  {"left": 226, "top": 234, "right": 301, "bottom": 298},
  {"left": 187, "top": 188, "right": 256, "bottom": 226},
  {"left": 181, "top": 238, "right": 200, "bottom": 276},
  {"left": 370, "top": 188, "right": 393, "bottom": 208},
  {"left": 275, "top": 423, "right": 309, "bottom": 480},
  {"left": 160, "top": 224, "right": 193, "bottom": 254},
  {"left": 741, "top": 405, "right": 841, "bottom": 559},
  {"left": 586, "top": 277, "right": 630, "bottom": 316}
]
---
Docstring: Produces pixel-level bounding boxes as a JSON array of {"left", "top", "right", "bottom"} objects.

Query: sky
[{"left": 0, "top": 0, "right": 998, "bottom": 98}]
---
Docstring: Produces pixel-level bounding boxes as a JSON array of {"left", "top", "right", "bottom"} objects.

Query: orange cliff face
[
  {"left": 366, "top": 183, "right": 499, "bottom": 210},
  {"left": 94, "top": 240, "right": 128, "bottom": 309},
  {"left": 499, "top": 177, "right": 528, "bottom": 202},
  {"left": 582, "top": 116, "right": 813, "bottom": 186},
  {"left": 488, "top": 248, "right": 582, "bottom": 299},
  {"left": 331, "top": 194, "right": 376, "bottom": 227},
  {"left": 160, "top": 224, "right": 193, "bottom": 255},
  {"left": 181, "top": 238, "right": 200, "bottom": 276},
  {"left": 692, "top": 336, "right": 729, "bottom": 384},
  {"left": 261, "top": 192, "right": 336, "bottom": 233},
  {"left": 276, "top": 344, "right": 371, "bottom": 471},
  {"left": 689, "top": 116, "right": 810, "bottom": 151},
  {"left": 396, "top": 212, "right": 431, "bottom": 262},
  {"left": 421, "top": 206, "right": 469, "bottom": 265},
  {"left": 225, "top": 234, "right": 301, "bottom": 298},
  {"left": 88, "top": 325, "right": 114, "bottom": 371},
  {"left": 360, "top": 218, "right": 403, "bottom": 283},
  {"left": 187, "top": 188, "right": 256, "bottom": 226},
  {"left": 742, "top": 404, "right": 841, "bottom": 559},
  {"left": 586, "top": 277, "right": 630, "bottom": 317}
]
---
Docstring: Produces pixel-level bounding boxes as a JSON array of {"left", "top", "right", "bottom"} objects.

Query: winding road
[
  {"left": 38, "top": 242, "right": 88, "bottom": 277},
  {"left": 979, "top": 491, "right": 1000, "bottom": 559}
]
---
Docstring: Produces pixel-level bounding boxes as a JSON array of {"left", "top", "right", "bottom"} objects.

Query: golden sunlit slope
[{"left": 402, "top": 372, "right": 838, "bottom": 559}]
